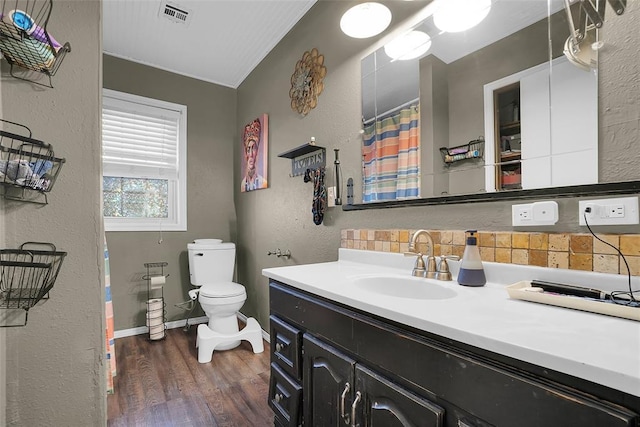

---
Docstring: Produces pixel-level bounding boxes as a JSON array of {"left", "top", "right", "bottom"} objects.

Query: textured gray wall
[
  {"left": 235, "top": 1, "right": 640, "bottom": 330},
  {"left": 599, "top": 2, "right": 640, "bottom": 181},
  {"left": 0, "top": 67, "right": 5, "bottom": 425},
  {"left": 103, "top": 56, "right": 237, "bottom": 331},
  {"left": 1, "top": 1, "right": 105, "bottom": 425}
]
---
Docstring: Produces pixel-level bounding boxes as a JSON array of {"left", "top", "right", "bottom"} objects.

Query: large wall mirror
[{"left": 347, "top": 0, "right": 640, "bottom": 210}]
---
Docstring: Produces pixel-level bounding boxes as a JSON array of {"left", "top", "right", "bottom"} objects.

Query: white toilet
[{"left": 187, "top": 239, "right": 264, "bottom": 363}]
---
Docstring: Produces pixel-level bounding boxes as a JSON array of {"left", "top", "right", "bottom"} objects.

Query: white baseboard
[
  {"left": 113, "top": 316, "right": 208, "bottom": 339},
  {"left": 114, "top": 313, "right": 270, "bottom": 342}
]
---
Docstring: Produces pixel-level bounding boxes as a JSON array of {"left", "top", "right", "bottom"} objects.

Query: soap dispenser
[{"left": 457, "top": 230, "right": 486, "bottom": 287}]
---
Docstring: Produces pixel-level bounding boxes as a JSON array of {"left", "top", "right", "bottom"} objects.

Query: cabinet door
[
  {"left": 354, "top": 364, "right": 444, "bottom": 427},
  {"left": 520, "top": 56, "right": 597, "bottom": 189},
  {"left": 303, "top": 333, "right": 356, "bottom": 427}
]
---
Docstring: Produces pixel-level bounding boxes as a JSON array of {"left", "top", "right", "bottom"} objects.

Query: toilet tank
[{"left": 187, "top": 241, "right": 236, "bottom": 286}]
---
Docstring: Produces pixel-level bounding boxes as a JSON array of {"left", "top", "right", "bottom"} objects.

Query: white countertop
[{"left": 263, "top": 248, "right": 640, "bottom": 397}]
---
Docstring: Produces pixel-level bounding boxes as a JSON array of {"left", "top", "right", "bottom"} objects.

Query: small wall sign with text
[{"left": 292, "top": 149, "right": 325, "bottom": 177}]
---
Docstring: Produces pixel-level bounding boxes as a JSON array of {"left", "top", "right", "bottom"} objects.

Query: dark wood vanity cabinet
[
  {"left": 303, "top": 334, "right": 444, "bottom": 426},
  {"left": 268, "top": 281, "right": 640, "bottom": 427}
]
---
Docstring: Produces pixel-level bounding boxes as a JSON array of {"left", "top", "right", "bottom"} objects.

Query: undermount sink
[{"left": 352, "top": 275, "right": 457, "bottom": 300}]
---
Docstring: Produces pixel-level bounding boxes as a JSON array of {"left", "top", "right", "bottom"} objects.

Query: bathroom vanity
[{"left": 263, "top": 249, "right": 640, "bottom": 427}]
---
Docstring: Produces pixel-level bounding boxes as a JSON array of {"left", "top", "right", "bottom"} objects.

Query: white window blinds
[
  {"left": 101, "top": 89, "right": 187, "bottom": 232},
  {"left": 102, "top": 95, "right": 182, "bottom": 180}
]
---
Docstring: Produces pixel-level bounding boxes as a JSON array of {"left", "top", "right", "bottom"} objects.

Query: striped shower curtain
[
  {"left": 105, "top": 235, "right": 117, "bottom": 394},
  {"left": 362, "top": 105, "right": 420, "bottom": 202}
]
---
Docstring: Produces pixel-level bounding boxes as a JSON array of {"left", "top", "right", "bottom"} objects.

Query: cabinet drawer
[
  {"left": 270, "top": 315, "right": 302, "bottom": 381},
  {"left": 269, "top": 363, "right": 302, "bottom": 427}
]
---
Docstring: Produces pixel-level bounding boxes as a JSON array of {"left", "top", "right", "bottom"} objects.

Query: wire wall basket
[
  {"left": 440, "top": 138, "right": 485, "bottom": 165},
  {"left": 0, "top": 242, "right": 67, "bottom": 326},
  {"left": 0, "top": 119, "right": 66, "bottom": 204},
  {"left": 0, "top": 0, "right": 71, "bottom": 87}
]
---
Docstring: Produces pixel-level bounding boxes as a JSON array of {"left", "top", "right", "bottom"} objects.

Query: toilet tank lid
[
  {"left": 188, "top": 242, "right": 235, "bottom": 250},
  {"left": 194, "top": 238, "right": 222, "bottom": 244},
  {"left": 199, "top": 282, "right": 245, "bottom": 297}
]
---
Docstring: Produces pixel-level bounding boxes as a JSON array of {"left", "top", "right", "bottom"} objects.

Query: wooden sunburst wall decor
[{"left": 289, "top": 48, "right": 327, "bottom": 116}]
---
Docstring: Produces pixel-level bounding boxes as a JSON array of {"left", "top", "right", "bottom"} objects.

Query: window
[{"left": 102, "top": 89, "right": 187, "bottom": 231}]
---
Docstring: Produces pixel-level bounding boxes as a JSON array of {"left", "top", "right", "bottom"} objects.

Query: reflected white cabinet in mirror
[{"left": 484, "top": 56, "right": 598, "bottom": 192}]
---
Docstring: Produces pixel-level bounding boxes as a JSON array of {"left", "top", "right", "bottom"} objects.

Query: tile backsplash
[{"left": 341, "top": 229, "right": 640, "bottom": 276}]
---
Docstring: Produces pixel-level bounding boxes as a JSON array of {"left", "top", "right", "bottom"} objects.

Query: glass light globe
[
  {"left": 384, "top": 31, "right": 432, "bottom": 60},
  {"left": 434, "top": 0, "right": 491, "bottom": 33},
  {"left": 340, "top": 2, "right": 392, "bottom": 39}
]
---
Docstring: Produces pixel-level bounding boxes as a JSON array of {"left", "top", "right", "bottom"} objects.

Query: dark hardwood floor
[{"left": 107, "top": 325, "right": 274, "bottom": 426}]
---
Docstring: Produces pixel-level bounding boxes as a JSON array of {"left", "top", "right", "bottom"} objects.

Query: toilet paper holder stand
[{"left": 143, "top": 261, "right": 168, "bottom": 341}]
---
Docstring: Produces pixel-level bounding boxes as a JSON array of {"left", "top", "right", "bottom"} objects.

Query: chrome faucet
[
  {"left": 405, "top": 229, "right": 437, "bottom": 279},
  {"left": 406, "top": 230, "right": 461, "bottom": 280}
]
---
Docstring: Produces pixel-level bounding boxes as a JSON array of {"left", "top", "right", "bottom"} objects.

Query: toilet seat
[{"left": 199, "top": 281, "right": 245, "bottom": 298}]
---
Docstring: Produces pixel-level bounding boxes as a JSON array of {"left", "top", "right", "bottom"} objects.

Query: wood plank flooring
[{"left": 107, "top": 325, "right": 274, "bottom": 427}]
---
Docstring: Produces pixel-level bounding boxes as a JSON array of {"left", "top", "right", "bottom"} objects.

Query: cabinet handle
[
  {"left": 275, "top": 342, "right": 287, "bottom": 352},
  {"left": 350, "top": 391, "right": 361, "bottom": 427},
  {"left": 274, "top": 393, "right": 284, "bottom": 403},
  {"left": 340, "top": 382, "right": 351, "bottom": 424}
]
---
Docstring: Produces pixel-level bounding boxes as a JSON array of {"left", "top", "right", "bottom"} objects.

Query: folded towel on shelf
[
  {"left": 0, "top": 12, "right": 58, "bottom": 69},
  {"left": 30, "top": 160, "right": 53, "bottom": 176},
  {"left": 0, "top": 159, "right": 52, "bottom": 191},
  {"left": 28, "top": 24, "right": 63, "bottom": 53},
  {"left": 0, "top": 159, "right": 34, "bottom": 182}
]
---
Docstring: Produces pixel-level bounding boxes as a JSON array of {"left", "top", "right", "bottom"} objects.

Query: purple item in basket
[
  {"left": 28, "top": 25, "right": 62, "bottom": 52},
  {"left": 1, "top": 10, "right": 63, "bottom": 53}
]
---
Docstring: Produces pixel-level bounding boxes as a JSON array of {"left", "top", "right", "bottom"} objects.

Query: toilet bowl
[
  {"left": 198, "top": 282, "right": 247, "bottom": 350},
  {"left": 187, "top": 240, "right": 264, "bottom": 363}
]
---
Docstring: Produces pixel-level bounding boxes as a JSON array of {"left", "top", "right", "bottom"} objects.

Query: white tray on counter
[{"left": 506, "top": 281, "right": 640, "bottom": 322}]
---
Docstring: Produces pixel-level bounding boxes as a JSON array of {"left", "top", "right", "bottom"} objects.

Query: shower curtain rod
[{"left": 363, "top": 97, "right": 420, "bottom": 126}]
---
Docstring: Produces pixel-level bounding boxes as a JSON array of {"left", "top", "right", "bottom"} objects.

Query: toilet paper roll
[
  {"left": 150, "top": 332, "right": 165, "bottom": 341},
  {"left": 147, "top": 298, "right": 163, "bottom": 311},
  {"left": 150, "top": 275, "right": 166, "bottom": 286},
  {"left": 149, "top": 324, "right": 165, "bottom": 335},
  {"left": 146, "top": 308, "right": 163, "bottom": 319},
  {"left": 146, "top": 316, "right": 164, "bottom": 327}
]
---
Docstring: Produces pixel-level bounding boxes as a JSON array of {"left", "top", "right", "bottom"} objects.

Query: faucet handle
[
  {"left": 436, "top": 255, "right": 459, "bottom": 281},
  {"left": 425, "top": 255, "right": 437, "bottom": 279},
  {"left": 404, "top": 251, "right": 426, "bottom": 277}
]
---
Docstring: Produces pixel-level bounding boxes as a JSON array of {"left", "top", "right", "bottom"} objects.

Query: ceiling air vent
[{"left": 159, "top": 1, "right": 192, "bottom": 26}]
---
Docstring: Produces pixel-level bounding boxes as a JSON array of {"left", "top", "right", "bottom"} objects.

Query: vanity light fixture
[
  {"left": 384, "top": 30, "right": 432, "bottom": 61},
  {"left": 562, "top": 0, "right": 625, "bottom": 71},
  {"left": 340, "top": 2, "right": 392, "bottom": 39},
  {"left": 433, "top": 0, "right": 491, "bottom": 33},
  {"left": 563, "top": 30, "right": 598, "bottom": 71}
]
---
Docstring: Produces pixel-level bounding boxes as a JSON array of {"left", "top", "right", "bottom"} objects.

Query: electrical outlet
[
  {"left": 579, "top": 197, "right": 639, "bottom": 226},
  {"left": 607, "top": 205, "right": 625, "bottom": 218},
  {"left": 512, "top": 201, "right": 558, "bottom": 226},
  {"left": 516, "top": 206, "right": 531, "bottom": 220}
]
